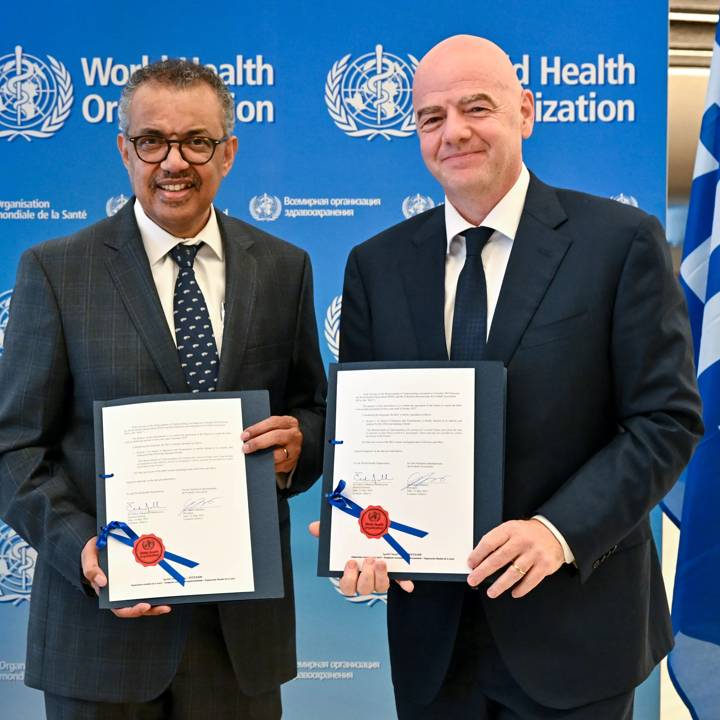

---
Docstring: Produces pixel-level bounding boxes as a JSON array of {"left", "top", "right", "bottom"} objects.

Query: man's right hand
[
  {"left": 82, "top": 536, "right": 172, "bottom": 618},
  {"left": 307, "top": 521, "right": 414, "bottom": 595}
]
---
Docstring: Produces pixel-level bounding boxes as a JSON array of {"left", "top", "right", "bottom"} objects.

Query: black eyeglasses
[{"left": 127, "top": 134, "right": 229, "bottom": 165}]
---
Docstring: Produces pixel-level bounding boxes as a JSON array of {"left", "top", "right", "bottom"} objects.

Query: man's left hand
[
  {"left": 242, "top": 415, "right": 302, "bottom": 473},
  {"left": 467, "top": 519, "right": 564, "bottom": 599},
  {"left": 307, "top": 522, "right": 415, "bottom": 594}
]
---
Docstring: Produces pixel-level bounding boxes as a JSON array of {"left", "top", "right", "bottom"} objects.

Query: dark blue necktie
[
  {"left": 169, "top": 242, "right": 220, "bottom": 393},
  {"left": 450, "top": 227, "right": 494, "bottom": 360}
]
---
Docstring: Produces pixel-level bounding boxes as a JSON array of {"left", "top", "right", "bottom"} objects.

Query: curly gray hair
[{"left": 118, "top": 59, "right": 235, "bottom": 136}]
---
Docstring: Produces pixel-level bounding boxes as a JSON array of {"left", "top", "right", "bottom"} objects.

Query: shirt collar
[
  {"left": 443, "top": 164, "right": 530, "bottom": 253},
  {"left": 133, "top": 199, "right": 224, "bottom": 266}
]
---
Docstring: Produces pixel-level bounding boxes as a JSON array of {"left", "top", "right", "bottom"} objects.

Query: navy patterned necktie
[
  {"left": 169, "top": 242, "right": 220, "bottom": 393},
  {"left": 450, "top": 226, "right": 494, "bottom": 360}
]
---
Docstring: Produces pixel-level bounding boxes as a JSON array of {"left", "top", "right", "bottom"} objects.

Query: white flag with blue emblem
[{"left": 670, "top": 21, "right": 720, "bottom": 718}]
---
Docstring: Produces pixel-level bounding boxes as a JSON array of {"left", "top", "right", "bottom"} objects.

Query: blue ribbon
[
  {"left": 97, "top": 520, "right": 199, "bottom": 586},
  {"left": 326, "top": 480, "right": 428, "bottom": 564}
]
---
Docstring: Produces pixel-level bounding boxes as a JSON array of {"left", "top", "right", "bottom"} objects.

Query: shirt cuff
[
  {"left": 275, "top": 466, "right": 297, "bottom": 490},
  {"left": 532, "top": 515, "right": 575, "bottom": 564}
]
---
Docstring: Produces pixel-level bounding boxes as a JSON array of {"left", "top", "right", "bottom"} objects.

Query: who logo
[
  {"left": 106, "top": 194, "right": 130, "bottom": 217},
  {"left": 0, "top": 45, "right": 73, "bottom": 141},
  {"left": 328, "top": 577, "right": 387, "bottom": 607},
  {"left": 324, "top": 295, "right": 341, "bottom": 361},
  {"left": 0, "top": 289, "right": 12, "bottom": 357},
  {"left": 402, "top": 194, "right": 435, "bottom": 219},
  {"left": 611, "top": 193, "right": 639, "bottom": 208},
  {"left": 0, "top": 522, "right": 36, "bottom": 605},
  {"left": 325, "top": 44, "right": 418, "bottom": 141},
  {"left": 249, "top": 193, "right": 282, "bottom": 222}
]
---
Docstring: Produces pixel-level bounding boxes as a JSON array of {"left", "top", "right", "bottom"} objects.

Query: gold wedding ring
[
  {"left": 511, "top": 562, "right": 527, "bottom": 576},
  {"left": 281, "top": 446, "right": 289, "bottom": 460}
]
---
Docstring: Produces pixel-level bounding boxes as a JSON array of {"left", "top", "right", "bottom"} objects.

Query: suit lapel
[
  {"left": 485, "top": 176, "right": 572, "bottom": 364},
  {"left": 103, "top": 201, "right": 187, "bottom": 393},
  {"left": 400, "top": 207, "right": 449, "bottom": 360},
  {"left": 215, "top": 212, "right": 257, "bottom": 391}
]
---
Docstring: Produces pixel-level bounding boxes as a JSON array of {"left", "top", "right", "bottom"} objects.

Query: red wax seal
[
  {"left": 132, "top": 534, "right": 165, "bottom": 567},
  {"left": 359, "top": 506, "right": 390, "bottom": 539}
]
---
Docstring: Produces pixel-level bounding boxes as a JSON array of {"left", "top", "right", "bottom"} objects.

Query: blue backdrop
[{"left": 2, "top": 3, "right": 667, "bottom": 718}]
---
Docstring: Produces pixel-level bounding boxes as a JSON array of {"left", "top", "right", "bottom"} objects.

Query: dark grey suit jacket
[
  {"left": 339, "top": 174, "right": 703, "bottom": 709},
  {"left": 0, "top": 201, "right": 327, "bottom": 702}
]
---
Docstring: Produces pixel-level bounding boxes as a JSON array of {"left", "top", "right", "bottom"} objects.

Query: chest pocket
[
  {"left": 520, "top": 310, "right": 587, "bottom": 349},
  {"left": 242, "top": 340, "right": 293, "bottom": 365}
]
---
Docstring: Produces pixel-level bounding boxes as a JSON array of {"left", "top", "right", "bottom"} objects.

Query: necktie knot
[
  {"left": 464, "top": 227, "right": 493, "bottom": 256},
  {"left": 169, "top": 242, "right": 203, "bottom": 269}
]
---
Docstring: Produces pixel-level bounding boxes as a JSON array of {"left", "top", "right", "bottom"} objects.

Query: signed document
[
  {"left": 318, "top": 362, "right": 505, "bottom": 581},
  {"left": 95, "top": 392, "right": 284, "bottom": 608}
]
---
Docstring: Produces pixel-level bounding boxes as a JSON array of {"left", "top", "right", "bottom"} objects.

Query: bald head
[
  {"left": 411, "top": 34, "right": 533, "bottom": 224},
  {"left": 413, "top": 35, "right": 521, "bottom": 102}
]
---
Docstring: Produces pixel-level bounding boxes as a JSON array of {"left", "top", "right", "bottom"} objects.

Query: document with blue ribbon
[
  {"left": 94, "top": 391, "right": 284, "bottom": 608},
  {"left": 318, "top": 362, "right": 505, "bottom": 581}
]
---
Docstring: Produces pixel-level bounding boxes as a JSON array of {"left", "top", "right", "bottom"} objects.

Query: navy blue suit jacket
[{"left": 339, "top": 175, "right": 702, "bottom": 709}]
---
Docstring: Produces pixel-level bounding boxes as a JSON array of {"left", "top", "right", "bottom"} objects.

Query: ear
[
  {"left": 221, "top": 135, "right": 238, "bottom": 177},
  {"left": 117, "top": 133, "right": 130, "bottom": 169},
  {"left": 520, "top": 89, "right": 534, "bottom": 139}
]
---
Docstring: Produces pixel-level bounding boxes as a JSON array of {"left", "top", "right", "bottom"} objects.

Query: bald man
[{"left": 335, "top": 35, "right": 702, "bottom": 719}]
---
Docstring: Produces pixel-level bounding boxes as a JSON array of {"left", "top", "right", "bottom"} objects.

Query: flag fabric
[{"left": 671, "top": 21, "right": 720, "bottom": 720}]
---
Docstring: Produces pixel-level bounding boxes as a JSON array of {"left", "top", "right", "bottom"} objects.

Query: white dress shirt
[
  {"left": 134, "top": 200, "right": 225, "bottom": 355},
  {"left": 134, "top": 200, "right": 294, "bottom": 489},
  {"left": 442, "top": 165, "right": 574, "bottom": 565}
]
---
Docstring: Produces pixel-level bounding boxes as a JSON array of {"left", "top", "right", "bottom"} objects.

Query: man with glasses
[{"left": 0, "top": 59, "right": 326, "bottom": 719}]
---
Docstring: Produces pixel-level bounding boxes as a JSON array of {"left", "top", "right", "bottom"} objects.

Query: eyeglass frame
[{"left": 126, "top": 133, "right": 230, "bottom": 165}]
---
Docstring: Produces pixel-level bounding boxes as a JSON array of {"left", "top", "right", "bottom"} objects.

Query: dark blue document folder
[
  {"left": 318, "top": 361, "right": 506, "bottom": 582},
  {"left": 94, "top": 391, "right": 283, "bottom": 608}
]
